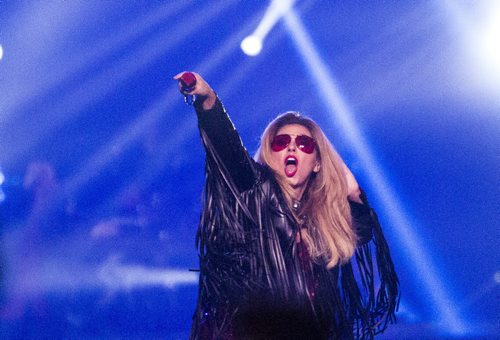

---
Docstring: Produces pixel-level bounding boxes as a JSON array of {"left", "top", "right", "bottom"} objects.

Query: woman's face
[{"left": 269, "top": 124, "right": 320, "bottom": 198}]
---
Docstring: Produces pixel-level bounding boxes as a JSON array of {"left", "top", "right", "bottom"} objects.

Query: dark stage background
[{"left": 1, "top": 1, "right": 499, "bottom": 339}]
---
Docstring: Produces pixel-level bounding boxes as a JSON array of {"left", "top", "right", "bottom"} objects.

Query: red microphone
[
  {"left": 179, "top": 72, "right": 197, "bottom": 105},
  {"left": 180, "top": 72, "right": 197, "bottom": 92}
]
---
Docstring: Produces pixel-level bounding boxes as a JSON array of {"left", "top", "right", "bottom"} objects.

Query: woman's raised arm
[{"left": 174, "top": 71, "right": 258, "bottom": 192}]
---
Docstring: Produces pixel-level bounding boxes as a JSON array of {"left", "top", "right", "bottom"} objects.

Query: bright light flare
[
  {"left": 474, "top": 5, "right": 500, "bottom": 76},
  {"left": 240, "top": 0, "right": 296, "bottom": 56},
  {"left": 0, "top": 168, "right": 5, "bottom": 203},
  {"left": 444, "top": 0, "right": 500, "bottom": 93},
  {"left": 283, "top": 8, "right": 469, "bottom": 335},
  {"left": 495, "top": 271, "right": 500, "bottom": 284},
  {"left": 98, "top": 257, "right": 198, "bottom": 290},
  {"left": 241, "top": 35, "right": 262, "bottom": 56},
  {"left": 0, "top": 44, "right": 3, "bottom": 60}
]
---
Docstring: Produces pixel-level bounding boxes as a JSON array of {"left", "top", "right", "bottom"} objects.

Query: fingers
[
  {"left": 174, "top": 71, "right": 199, "bottom": 87},
  {"left": 173, "top": 72, "right": 183, "bottom": 80},
  {"left": 173, "top": 71, "right": 214, "bottom": 104},
  {"left": 173, "top": 71, "right": 190, "bottom": 80},
  {"left": 174, "top": 71, "right": 195, "bottom": 95}
]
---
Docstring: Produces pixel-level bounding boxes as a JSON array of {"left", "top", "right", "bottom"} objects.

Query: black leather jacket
[{"left": 190, "top": 98, "right": 399, "bottom": 339}]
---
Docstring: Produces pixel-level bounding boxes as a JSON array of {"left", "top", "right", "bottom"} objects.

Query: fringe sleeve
[
  {"left": 191, "top": 99, "right": 267, "bottom": 339},
  {"left": 340, "top": 190, "right": 400, "bottom": 339},
  {"left": 194, "top": 96, "right": 264, "bottom": 296},
  {"left": 195, "top": 97, "right": 257, "bottom": 193}
]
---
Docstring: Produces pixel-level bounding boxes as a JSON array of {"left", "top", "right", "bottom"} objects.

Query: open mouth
[{"left": 284, "top": 155, "right": 298, "bottom": 177}]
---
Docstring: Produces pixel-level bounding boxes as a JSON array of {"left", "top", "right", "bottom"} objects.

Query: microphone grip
[
  {"left": 179, "top": 72, "right": 197, "bottom": 92},
  {"left": 179, "top": 72, "right": 197, "bottom": 105}
]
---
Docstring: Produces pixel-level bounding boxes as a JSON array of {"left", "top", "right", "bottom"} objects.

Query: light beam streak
[
  {"left": 241, "top": 0, "right": 296, "bottom": 56},
  {"left": 283, "top": 8, "right": 468, "bottom": 335},
  {"left": 0, "top": 1, "right": 193, "bottom": 124},
  {"left": 0, "top": 0, "right": 232, "bottom": 166},
  {"left": 62, "top": 4, "right": 270, "bottom": 200}
]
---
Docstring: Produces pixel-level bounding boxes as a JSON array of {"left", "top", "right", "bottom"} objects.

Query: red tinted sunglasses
[{"left": 271, "top": 134, "right": 316, "bottom": 154}]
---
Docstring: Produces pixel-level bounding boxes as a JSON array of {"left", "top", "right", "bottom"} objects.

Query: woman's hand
[
  {"left": 342, "top": 163, "right": 363, "bottom": 204},
  {"left": 173, "top": 71, "right": 217, "bottom": 110}
]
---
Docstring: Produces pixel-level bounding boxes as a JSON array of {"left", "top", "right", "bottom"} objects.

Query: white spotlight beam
[
  {"left": 253, "top": 0, "right": 296, "bottom": 39},
  {"left": 283, "top": 9, "right": 468, "bottom": 334},
  {"left": 0, "top": 1, "right": 194, "bottom": 124},
  {"left": 241, "top": 0, "right": 296, "bottom": 56},
  {"left": 62, "top": 4, "right": 270, "bottom": 199},
  {"left": 442, "top": 0, "right": 500, "bottom": 92},
  {"left": 97, "top": 257, "right": 198, "bottom": 290},
  {"left": 15, "top": 258, "right": 198, "bottom": 295},
  {"left": 0, "top": 0, "right": 232, "bottom": 166}
]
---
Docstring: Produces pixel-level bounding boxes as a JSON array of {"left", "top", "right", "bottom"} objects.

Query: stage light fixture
[
  {"left": 241, "top": 35, "right": 262, "bottom": 56},
  {"left": 240, "top": 0, "right": 296, "bottom": 56}
]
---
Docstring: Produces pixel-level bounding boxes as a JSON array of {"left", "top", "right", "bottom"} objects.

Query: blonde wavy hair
[{"left": 255, "top": 112, "right": 357, "bottom": 268}]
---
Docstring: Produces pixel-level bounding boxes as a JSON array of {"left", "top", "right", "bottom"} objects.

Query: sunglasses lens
[
  {"left": 271, "top": 134, "right": 291, "bottom": 152},
  {"left": 296, "top": 135, "right": 316, "bottom": 154}
]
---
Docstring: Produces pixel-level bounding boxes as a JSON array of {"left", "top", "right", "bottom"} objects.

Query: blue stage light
[
  {"left": 241, "top": 35, "right": 262, "bottom": 56},
  {"left": 240, "top": 0, "right": 296, "bottom": 57},
  {"left": 0, "top": 167, "right": 5, "bottom": 203},
  {"left": 283, "top": 8, "right": 470, "bottom": 336}
]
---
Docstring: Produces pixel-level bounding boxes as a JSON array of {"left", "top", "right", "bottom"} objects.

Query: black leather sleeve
[{"left": 195, "top": 97, "right": 258, "bottom": 192}]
